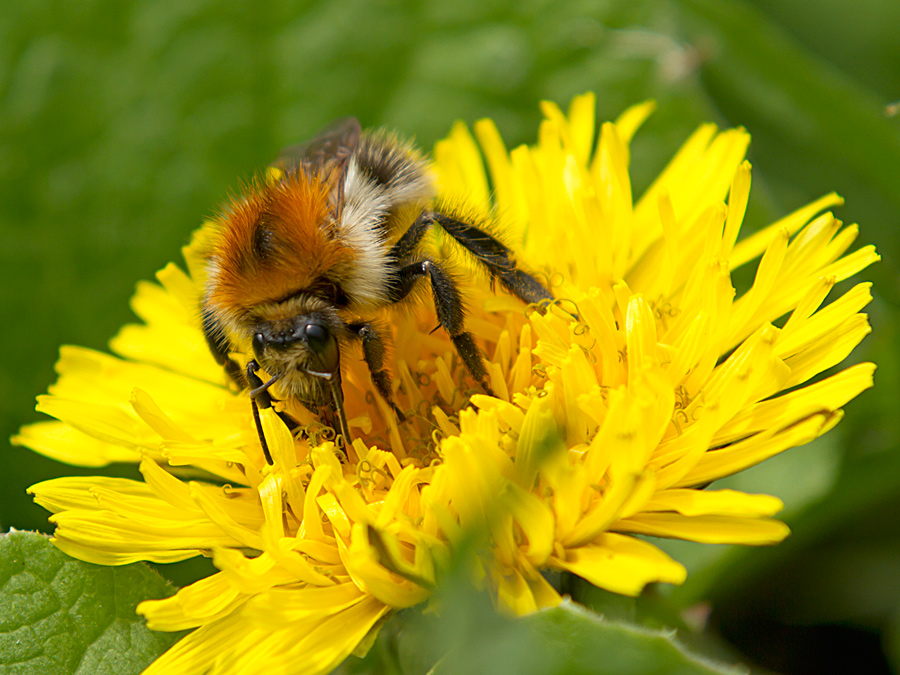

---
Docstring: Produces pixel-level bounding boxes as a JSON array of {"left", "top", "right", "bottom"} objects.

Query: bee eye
[
  {"left": 304, "top": 322, "right": 329, "bottom": 348},
  {"left": 304, "top": 321, "right": 339, "bottom": 375},
  {"left": 252, "top": 332, "right": 266, "bottom": 359}
]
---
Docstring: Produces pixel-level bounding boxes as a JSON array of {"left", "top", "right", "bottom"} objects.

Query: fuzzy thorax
[{"left": 204, "top": 171, "right": 357, "bottom": 332}]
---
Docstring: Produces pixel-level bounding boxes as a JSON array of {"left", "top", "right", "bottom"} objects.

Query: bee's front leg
[
  {"left": 246, "top": 360, "right": 276, "bottom": 464},
  {"left": 245, "top": 360, "right": 306, "bottom": 463}
]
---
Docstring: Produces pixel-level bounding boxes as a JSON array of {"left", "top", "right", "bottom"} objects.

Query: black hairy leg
[
  {"left": 430, "top": 212, "right": 553, "bottom": 305},
  {"left": 246, "top": 360, "right": 276, "bottom": 464},
  {"left": 391, "top": 210, "right": 554, "bottom": 307},
  {"left": 245, "top": 360, "right": 305, "bottom": 464},
  {"left": 347, "top": 322, "right": 407, "bottom": 421},
  {"left": 386, "top": 208, "right": 555, "bottom": 397},
  {"left": 201, "top": 306, "right": 246, "bottom": 387},
  {"left": 388, "top": 259, "right": 493, "bottom": 396}
]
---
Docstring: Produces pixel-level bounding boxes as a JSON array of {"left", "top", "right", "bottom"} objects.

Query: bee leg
[
  {"left": 326, "top": 371, "right": 352, "bottom": 449},
  {"left": 307, "top": 382, "right": 351, "bottom": 451},
  {"left": 246, "top": 360, "right": 275, "bottom": 465},
  {"left": 398, "top": 210, "right": 555, "bottom": 308},
  {"left": 347, "top": 322, "right": 406, "bottom": 422},
  {"left": 427, "top": 211, "right": 555, "bottom": 306},
  {"left": 276, "top": 410, "right": 301, "bottom": 434},
  {"left": 303, "top": 358, "right": 352, "bottom": 448},
  {"left": 202, "top": 306, "right": 247, "bottom": 387},
  {"left": 389, "top": 259, "right": 493, "bottom": 396},
  {"left": 390, "top": 208, "right": 433, "bottom": 262}
]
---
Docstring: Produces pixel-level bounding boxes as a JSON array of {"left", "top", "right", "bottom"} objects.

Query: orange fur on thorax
[{"left": 207, "top": 171, "right": 355, "bottom": 316}]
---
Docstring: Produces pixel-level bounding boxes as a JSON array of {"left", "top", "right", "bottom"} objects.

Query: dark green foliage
[{"left": 0, "top": 531, "right": 182, "bottom": 675}]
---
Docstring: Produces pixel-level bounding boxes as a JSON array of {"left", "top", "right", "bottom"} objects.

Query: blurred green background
[{"left": 2, "top": 0, "right": 898, "bottom": 673}]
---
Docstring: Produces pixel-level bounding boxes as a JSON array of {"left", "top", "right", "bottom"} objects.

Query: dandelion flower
[{"left": 16, "top": 93, "right": 877, "bottom": 673}]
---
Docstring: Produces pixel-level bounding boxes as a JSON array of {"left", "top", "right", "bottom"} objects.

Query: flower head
[{"left": 16, "top": 93, "right": 877, "bottom": 673}]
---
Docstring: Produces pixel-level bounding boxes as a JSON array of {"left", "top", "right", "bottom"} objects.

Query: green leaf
[
  {"left": 371, "top": 566, "right": 745, "bottom": 675},
  {"left": 0, "top": 530, "right": 182, "bottom": 675},
  {"left": 429, "top": 601, "right": 744, "bottom": 675}
]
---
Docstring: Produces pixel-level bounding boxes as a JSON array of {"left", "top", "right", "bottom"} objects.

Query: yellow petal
[
  {"left": 644, "top": 489, "right": 783, "bottom": 517},
  {"left": 138, "top": 572, "right": 246, "bottom": 631},
  {"left": 13, "top": 421, "right": 139, "bottom": 467},
  {"left": 615, "top": 512, "right": 790, "bottom": 545},
  {"left": 556, "top": 533, "right": 686, "bottom": 596}
]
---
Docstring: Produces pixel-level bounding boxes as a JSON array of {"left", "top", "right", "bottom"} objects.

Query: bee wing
[{"left": 272, "top": 117, "right": 361, "bottom": 218}]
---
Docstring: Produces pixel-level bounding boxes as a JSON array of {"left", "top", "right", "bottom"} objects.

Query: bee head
[{"left": 252, "top": 314, "right": 340, "bottom": 380}]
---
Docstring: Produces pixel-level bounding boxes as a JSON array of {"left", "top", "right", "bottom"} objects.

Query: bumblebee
[{"left": 200, "top": 117, "right": 553, "bottom": 462}]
